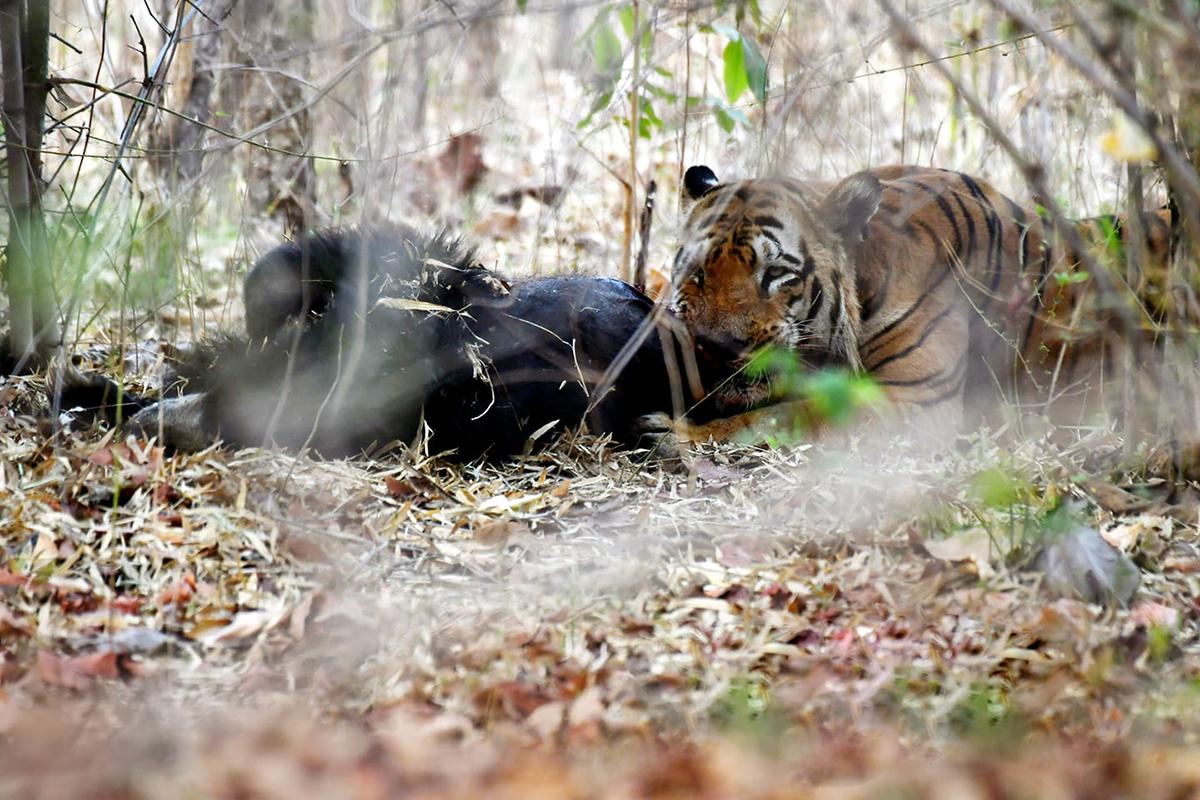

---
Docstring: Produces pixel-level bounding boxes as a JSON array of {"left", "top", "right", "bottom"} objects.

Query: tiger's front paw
[{"left": 634, "top": 412, "right": 688, "bottom": 461}]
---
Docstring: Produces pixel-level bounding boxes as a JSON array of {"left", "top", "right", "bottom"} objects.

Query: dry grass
[{"left": 3, "top": 357, "right": 1200, "bottom": 795}]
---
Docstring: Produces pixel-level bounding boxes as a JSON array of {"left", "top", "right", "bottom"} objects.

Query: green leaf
[
  {"left": 516, "top": 0, "right": 528, "bottom": 12},
  {"left": 1054, "top": 270, "right": 1090, "bottom": 286},
  {"left": 645, "top": 82, "right": 678, "bottom": 102},
  {"left": 741, "top": 33, "right": 768, "bottom": 102},
  {"left": 616, "top": 6, "right": 651, "bottom": 51},
  {"left": 714, "top": 108, "right": 734, "bottom": 133},
  {"left": 723, "top": 39, "right": 748, "bottom": 103},
  {"left": 593, "top": 19, "right": 622, "bottom": 72},
  {"left": 970, "top": 467, "right": 1024, "bottom": 509},
  {"left": 709, "top": 97, "right": 749, "bottom": 133},
  {"left": 746, "top": 0, "right": 764, "bottom": 28},
  {"left": 617, "top": 5, "right": 635, "bottom": 37},
  {"left": 803, "top": 369, "right": 884, "bottom": 424},
  {"left": 639, "top": 96, "right": 662, "bottom": 129},
  {"left": 577, "top": 89, "right": 614, "bottom": 129}
]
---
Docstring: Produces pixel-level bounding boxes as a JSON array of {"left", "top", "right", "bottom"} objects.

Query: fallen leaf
[
  {"left": 109, "top": 595, "right": 145, "bottom": 614},
  {"left": 157, "top": 573, "right": 196, "bottom": 606},
  {"left": 473, "top": 209, "right": 521, "bottom": 238},
  {"left": 1130, "top": 601, "right": 1179, "bottom": 629},
  {"left": 385, "top": 476, "right": 421, "bottom": 498},
  {"left": 1028, "top": 599, "right": 1094, "bottom": 644},
  {"left": 0, "top": 607, "right": 32, "bottom": 637},
  {"left": 526, "top": 701, "right": 566, "bottom": 739},
  {"left": 474, "top": 519, "right": 525, "bottom": 545},
  {"left": 1086, "top": 480, "right": 1148, "bottom": 514},
  {"left": 289, "top": 592, "right": 319, "bottom": 640},
  {"left": 1036, "top": 525, "right": 1140, "bottom": 606},
  {"left": 194, "top": 610, "right": 274, "bottom": 644},
  {"left": 1102, "top": 515, "right": 1172, "bottom": 553},
  {"left": 0, "top": 568, "right": 30, "bottom": 588},
  {"left": 37, "top": 651, "right": 122, "bottom": 689},
  {"left": 29, "top": 534, "right": 59, "bottom": 571},
  {"left": 923, "top": 528, "right": 1000, "bottom": 578}
]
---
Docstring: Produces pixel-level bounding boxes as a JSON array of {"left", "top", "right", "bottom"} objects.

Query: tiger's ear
[
  {"left": 820, "top": 171, "right": 883, "bottom": 247},
  {"left": 684, "top": 165, "right": 721, "bottom": 202}
]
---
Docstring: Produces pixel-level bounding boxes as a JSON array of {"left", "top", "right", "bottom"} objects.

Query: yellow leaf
[{"left": 1101, "top": 114, "right": 1157, "bottom": 163}]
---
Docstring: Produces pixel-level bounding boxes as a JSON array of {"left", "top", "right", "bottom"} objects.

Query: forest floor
[{"left": 2, "top": 354, "right": 1200, "bottom": 797}]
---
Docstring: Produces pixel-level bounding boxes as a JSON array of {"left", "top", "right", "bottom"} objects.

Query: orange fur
[{"left": 669, "top": 165, "right": 1182, "bottom": 443}]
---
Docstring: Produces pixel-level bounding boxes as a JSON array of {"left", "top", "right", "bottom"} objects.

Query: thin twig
[{"left": 634, "top": 179, "right": 657, "bottom": 294}]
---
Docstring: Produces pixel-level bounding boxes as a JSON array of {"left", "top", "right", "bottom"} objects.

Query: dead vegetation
[{"left": 2, "top": 0, "right": 1200, "bottom": 796}]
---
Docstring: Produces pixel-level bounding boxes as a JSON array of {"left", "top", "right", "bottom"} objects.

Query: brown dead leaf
[
  {"left": 1086, "top": 480, "right": 1149, "bottom": 514},
  {"left": 157, "top": 573, "right": 196, "bottom": 606},
  {"left": 108, "top": 595, "right": 145, "bottom": 614},
  {"left": 1028, "top": 599, "right": 1093, "bottom": 644},
  {"left": 29, "top": 534, "right": 59, "bottom": 571},
  {"left": 385, "top": 476, "right": 422, "bottom": 498},
  {"left": 1130, "top": 601, "right": 1179, "bottom": 629},
  {"left": 36, "top": 651, "right": 123, "bottom": 689},
  {"left": 923, "top": 528, "right": 1000, "bottom": 578},
  {"left": 0, "top": 607, "right": 32, "bottom": 637},
  {"left": 1103, "top": 515, "right": 1172, "bottom": 557},
  {"left": 87, "top": 443, "right": 134, "bottom": 467},
  {"left": 289, "top": 592, "right": 319, "bottom": 640},
  {"left": 434, "top": 132, "right": 487, "bottom": 194},
  {"left": 475, "top": 680, "right": 549, "bottom": 719},
  {"left": 474, "top": 518, "right": 526, "bottom": 545},
  {"left": 568, "top": 686, "right": 605, "bottom": 727},
  {"left": 690, "top": 457, "right": 742, "bottom": 490},
  {"left": 0, "top": 568, "right": 30, "bottom": 588},
  {"left": 1010, "top": 669, "right": 1074, "bottom": 717}
]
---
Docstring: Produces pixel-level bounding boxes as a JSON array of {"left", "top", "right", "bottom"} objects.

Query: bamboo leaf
[{"left": 723, "top": 39, "right": 748, "bottom": 104}]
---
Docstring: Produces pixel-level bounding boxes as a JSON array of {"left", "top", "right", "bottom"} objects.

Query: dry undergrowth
[{"left": 2, "top": 356, "right": 1199, "bottom": 798}]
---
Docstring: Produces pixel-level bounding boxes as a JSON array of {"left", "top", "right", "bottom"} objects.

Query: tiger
[{"left": 660, "top": 163, "right": 1191, "bottom": 445}]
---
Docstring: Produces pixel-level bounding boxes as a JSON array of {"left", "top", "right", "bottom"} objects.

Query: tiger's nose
[{"left": 693, "top": 329, "right": 753, "bottom": 362}]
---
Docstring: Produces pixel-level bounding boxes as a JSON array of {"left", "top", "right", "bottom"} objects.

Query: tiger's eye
[{"left": 762, "top": 264, "right": 789, "bottom": 286}]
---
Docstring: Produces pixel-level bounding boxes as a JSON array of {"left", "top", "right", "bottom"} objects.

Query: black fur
[
  {"left": 684, "top": 165, "right": 721, "bottom": 201},
  {"left": 77, "top": 225, "right": 685, "bottom": 460}
]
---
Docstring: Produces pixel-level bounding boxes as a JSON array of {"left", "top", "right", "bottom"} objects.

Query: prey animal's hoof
[{"left": 125, "top": 394, "right": 214, "bottom": 452}]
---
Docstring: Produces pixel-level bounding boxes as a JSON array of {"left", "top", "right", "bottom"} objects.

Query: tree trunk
[
  {"left": 232, "top": 0, "right": 316, "bottom": 236},
  {"left": 1, "top": 0, "right": 58, "bottom": 371},
  {"left": 169, "top": 2, "right": 236, "bottom": 183}
]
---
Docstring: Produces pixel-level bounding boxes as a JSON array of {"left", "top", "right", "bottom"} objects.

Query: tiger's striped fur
[{"left": 669, "top": 164, "right": 1184, "bottom": 442}]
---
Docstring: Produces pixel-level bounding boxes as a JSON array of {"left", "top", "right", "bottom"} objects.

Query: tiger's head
[{"left": 670, "top": 165, "right": 883, "bottom": 411}]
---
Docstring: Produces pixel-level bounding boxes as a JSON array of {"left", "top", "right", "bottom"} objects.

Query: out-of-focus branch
[
  {"left": 88, "top": 0, "right": 206, "bottom": 220},
  {"left": 168, "top": 0, "right": 238, "bottom": 182},
  {"left": 635, "top": 179, "right": 657, "bottom": 294},
  {"left": 874, "top": 0, "right": 1140, "bottom": 337},
  {"left": 986, "top": 0, "right": 1200, "bottom": 218}
]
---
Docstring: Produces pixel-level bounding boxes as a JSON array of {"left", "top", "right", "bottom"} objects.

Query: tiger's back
[{"left": 856, "top": 167, "right": 1176, "bottom": 424}]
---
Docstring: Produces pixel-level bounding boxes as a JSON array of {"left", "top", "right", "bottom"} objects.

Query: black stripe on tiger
[
  {"left": 956, "top": 173, "right": 1005, "bottom": 307},
  {"left": 865, "top": 302, "right": 957, "bottom": 372},
  {"left": 860, "top": 219, "right": 956, "bottom": 358}
]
